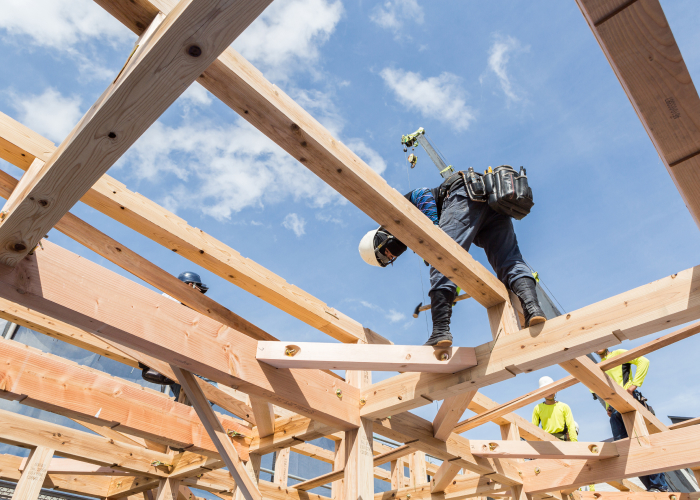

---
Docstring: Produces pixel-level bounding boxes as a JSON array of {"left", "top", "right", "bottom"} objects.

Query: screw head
[
  {"left": 534, "top": 467, "right": 541, "bottom": 475},
  {"left": 359, "top": 398, "right": 366, "bottom": 406},
  {"left": 187, "top": 45, "right": 202, "bottom": 57}
]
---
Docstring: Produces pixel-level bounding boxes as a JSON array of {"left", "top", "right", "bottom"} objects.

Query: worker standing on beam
[
  {"left": 531, "top": 376, "right": 578, "bottom": 441},
  {"left": 358, "top": 171, "right": 545, "bottom": 346},
  {"left": 594, "top": 348, "right": 669, "bottom": 492}
]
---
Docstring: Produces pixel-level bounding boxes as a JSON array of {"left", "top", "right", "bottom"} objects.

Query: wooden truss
[{"left": 0, "top": 0, "right": 699, "bottom": 499}]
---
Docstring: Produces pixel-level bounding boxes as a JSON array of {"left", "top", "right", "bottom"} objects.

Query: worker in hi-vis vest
[
  {"left": 595, "top": 348, "right": 669, "bottom": 492},
  {"left": 532, "top": 376, "right": 578, "bottom": 442}
]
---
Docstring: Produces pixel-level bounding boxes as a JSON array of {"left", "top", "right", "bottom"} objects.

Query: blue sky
[{"left": 1, "top": 0, "right": 700, "bottom": 481}]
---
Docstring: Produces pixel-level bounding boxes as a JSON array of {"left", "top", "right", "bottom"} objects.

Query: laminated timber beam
[
  {"left": 0, "top": 0, "right": 273, "bottom": 267},
  {"left": 521, "top": 425, "right": 700, "bottom": 494},
  {"left": 0, "top": 409, "right": 172, "bottom": 477},
  {"left": 89, "top": 0, "right": 510, "bottom": 310},
  {"left": 0, "top": 112, "right": 388, "bottom": 347},
  {"left": 256, "top": 342, "right": 476, "bottom": 373},
  {"left": 11, "top": 446, "right": 54, "bottom": 500},
  {"left": 573, "top": 493, "right": 694, "bottom": 500},
  {"left": 376, "top": 475, "right": 509, "bottom": 500},
  {"left": 360, "top": 265, "right": 700, "bottom": 418},
  {"left": 0, "top": 337, "right": 252, "bottom": 459},
  {"left": 0, "top": 239, "right": 360, "bottom": 430},
  {"left": 575, "top": 0, "right": 700, "bottom": 228},
  {"left": 465, "top": 440, "right": 617, "bottom": 460}
]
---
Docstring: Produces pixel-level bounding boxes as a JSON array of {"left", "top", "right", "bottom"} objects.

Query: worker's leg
[
  {"left": 474, "top": 209, "right": 545, "bottom": 326},
  {"left": 426, "top": 188, "right": 484, "bottom": 346},
  {"left": 638, "top": 474, "right": 669, "bottom": 492},
  {"left": 609, "top": 408, "right": 628, "bottom": 440}
]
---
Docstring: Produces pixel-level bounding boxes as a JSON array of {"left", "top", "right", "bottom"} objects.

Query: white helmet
[
  {"left": 538, "top": 376, "right": 554, "bottom": 389},
  {"left": 358, "top": 228, "right": 407, "bottom": 268}
]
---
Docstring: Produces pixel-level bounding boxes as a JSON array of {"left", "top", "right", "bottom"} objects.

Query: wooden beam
[
  {"left": 669, "top": 417, "right": 700, "bottom": 430},
  {"left": 361, "top": 265, "right": 700, "bottom": 418},
  {"left": 454, "top": 378, "right": 577, "bottom": 434},
  {"left": 373, "top": 445, "right": 413, "bottom": 467},
  {"left": 0, "top": 408, "right": 172, "bottom": 476},
  {"left": 0, "top": 337, "right": 251, "bottom": 459},
  {"left": 249, "top": 397, "right": 276, "bottom": 438},
  {"left": 11, "top": 446, "right": 54, "bottom": 500},
  {"left": 257, "top": 342, "right": 476, "bottom": 373},
  {"left": 558, "top": 356, "right": 668, "bottom": 433},
  {"left": 408, "top": 451, "right": 427, "bottom": 488},
  {"left": 521, "top": 425, "right": 700, "bottom": 493},
  {"left": 172, "top": 366, "right": 262, "bottom": 500},
  {"left": 573, "top": 493, "right": 691, "bottom": 500},
  {"left": 343, "top": 369, "right": 374, "bottom": 500},
  {"left": 0, "top": 239, "right": 359, "bottom": 430},
  {"left": 606, "top": 479, "right": 645, "bottom": 493},
  {"left": 575, "top": 0, "right": 700, "bottom": 228},
  {"left": 376, "top": 475, "right": 509, "bottom": 500},
  {"left": 431, "top": 461, "right": 462, "bottom": 493},
  {"left": 433, "top": 392, "right": 477, "bottom": 440},
  {"left": 156, "top": 478, "right": 181, "bottom": 500},
  {"left": 0, "top": 111, "right": 387, "bottom": 346},
  {"left": 273, "top": 448, "right": 290, "bottom": 487},
  {"left": 389, "top": 459, "right": 404, "bottom": 491},
  {"left": 467, "top": 440, "right": 617, "bottom": 460},
  {"left": 249, "top": 414, "right": 336, "bottom": 456},
  {"left": 0, "top": 0, "right": 272, "bottom": 267},
  {"left": 332, "top": 437, "right": 345, "bottom": 500},
  {"left": 291, "top": 442, "right": 335, "bottom": 464}
]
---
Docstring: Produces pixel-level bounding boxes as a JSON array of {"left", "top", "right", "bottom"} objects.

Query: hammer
[{"left": 413, "top": 293, "right": 471, "bottom": 318}]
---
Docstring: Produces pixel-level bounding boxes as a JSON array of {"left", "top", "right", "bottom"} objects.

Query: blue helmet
[{"left": 178, "top": 271, "right": 209, "bottom": 293}]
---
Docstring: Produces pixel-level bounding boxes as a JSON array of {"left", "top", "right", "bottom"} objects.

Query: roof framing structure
[{"left": 0, "top": 0, "right": 699, "bottom": 499}]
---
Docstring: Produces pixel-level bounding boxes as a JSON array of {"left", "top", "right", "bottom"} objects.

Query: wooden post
[
  {"left": 11, "top": 446, "right": 54, "bottom": 500},
  {"left": 621, "top": 410, "right": 650, "bottom": 447},
  {"left": 501, "top": 418, "right": 530, "bottom": 500},
  {"left": 235, "top": 459, "right": 259, "bottom": 500},
  {"left": 155, "top": 478, "right": 180, "bottom": 500},
  {"left": 332, "top": 438, "right": 345, "bottom": 500},
  {"left": 409, "top": 451, "right": 428, "bottom": 487},
  {"left": 390, "top": 459, "right": 405, "bottom": 490},
  {"left": 433, "top": 391, "right": 477, "bottom": 440},
  {"left": 431, "top": 461, "right": 462, "bottom": 493},
  {"left": 344, "top": 369, "right": 373, "bottom": 500},
  {"left": 273, "top": 448, "right": 290, "bottom": 488}
]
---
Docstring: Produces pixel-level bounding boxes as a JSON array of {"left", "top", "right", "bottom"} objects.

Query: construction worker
[
  {"left": 358, "top": 173, "right": 545, "bottom": 346},
  {"left": 532, "top": 376, "right": 578, "bottom": 441},
  {"left": 140, "top": 271, "right": 209, "bottom": 399},
  {"left": 595, "top": 348, "right": 669, "bottom": 492}
]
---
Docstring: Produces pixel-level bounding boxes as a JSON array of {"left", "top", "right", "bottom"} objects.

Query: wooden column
[
  {"left": 155, "top": 478, "right": 180, "bottom": 500},
  {"left": 12, "top": 446, "right": 54, "bottom": 500},
  {"left": 390, "top": 459, "right": 405, "bottom": 490},
  {"left": 408, "top": 451, "right": 427, "bottom": 487},
  {"left": 344, "top": 369, "right": 373, "bottom": 500},
  {"left": 621, "top": 410, "right": 651, "bottom": 447},
  {"left": 234, "top": 459, "right": 259, "bottom": 500},
  {"left": 332, "top": 438, "right": 345, "bottom": 500},
  {"left": 500, "top": 423, "right": 529, "bottom": 500},
  {"left": 273, "top": 448, "right": 290, "bottom": 488}
]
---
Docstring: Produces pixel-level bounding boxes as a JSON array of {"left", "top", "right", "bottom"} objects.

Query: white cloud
[
  {"left": 346, "top": 138, "right": 387, "bottom": 175},
  {"left": 380, "top": 68, "right": 475, "bottom": 131},
  {"left": 179, "top": 82, "right": 212, "bottom": 108},
  {"left": 0, "top": 0, "right": 131, "bottom": 79},
  {"left": 233, "top": 0, "right": 343, "bottom": 79},
  {"left": 359, "top": 300, "right": 406, "bottom": 323},
  {"left": 483, "top": 35, "right": 529, "bottom": 103},
  {"left": 283, "top": 213, "right": 306, "bottom": 237},
  {"left": 370, "top": 0, "right": 424, "bottom": 38},
  {"left": 10, "top": 88, "right": 82, "bottom": 143}
]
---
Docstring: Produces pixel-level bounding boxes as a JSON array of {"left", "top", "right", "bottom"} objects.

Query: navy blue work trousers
[
  {"left": 610, "top": 401, "right": 669, "bottom": 491},
  {"left": 429, "top": 184, "right": 532, "bottom": 295}
]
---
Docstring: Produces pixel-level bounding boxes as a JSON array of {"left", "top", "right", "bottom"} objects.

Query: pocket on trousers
[{"left": 440, "top": 194, "right": 469, "bottom": 230}]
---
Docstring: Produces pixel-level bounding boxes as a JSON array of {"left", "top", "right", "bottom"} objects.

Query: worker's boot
[
  {"left": 139, "top": 363, "right": 176, "bottom": 385},
  {"left": 424, "top": 289, "right": 454, "bottom": 346},
  {"left": 511, "top": 277, "right": 546, "bottom": 327}
]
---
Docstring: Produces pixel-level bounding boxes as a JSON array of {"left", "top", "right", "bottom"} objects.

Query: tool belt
[{"left": 436, "top": 165, "right": 534, "bottom": 221}]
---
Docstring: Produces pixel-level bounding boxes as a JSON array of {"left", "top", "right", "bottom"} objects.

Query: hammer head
[{"left": 413, "top": 302, "right": 422, "bottom": 318}]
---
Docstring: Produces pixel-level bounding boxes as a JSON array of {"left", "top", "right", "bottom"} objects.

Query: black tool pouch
[
  {"left": 462, "top": 168, "right": 487, "bottom": 202},
  {"left": 483, "top": 165, "right": 534, "bottom": 220}
]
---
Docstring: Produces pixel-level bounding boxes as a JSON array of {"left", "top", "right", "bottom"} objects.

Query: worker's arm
[
  {"left": 629, "top": 354, "right": 650, "bottom": 389},
  {"left": 404, "top": 188, "right": 439, "bottom": 225},
  {"left": 564, "top": 404, "right": 577, "bottom": 442},
  {"left": 532, "top": 405, "right": 540, "bottom": 428}
]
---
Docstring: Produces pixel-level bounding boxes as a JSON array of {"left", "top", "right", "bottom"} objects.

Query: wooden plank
[
  {"left": 360, "top": 265, "right": 700, "bottom": 418},
  {"left": 454, "top": 377, "right": 577, "bottom": 434},
  {"left": 373, "top": 444, "right": 413, "bottom": 467},
  {"left": 521, "top": 425, "right": 700, "bottom": 493},
  {"left": 576, "top": 0, "right": 700, "bottom": 227},
  {"left": 11, "top": 446, "right": 54, "bottom": 500},
  {"left": 19, "top": 456, "right": 133, "bottom": 475},
  {"left": 376, "top": 474, "right": 508, "bottom": 500},
  {"left": 0, "top": 111, "right": 386, "bottom": 346},
  {"left": 87, "top": 0, "right": 509, "bottom": 309},
  {"left": 558, "top": 355, "right": 668, "bottom": 433},
  {"left": 606, "top": 479, "right": 645, "bottom": 492},
  {"left": 0, "top": 239, "right": 359, "bottom": 430},
  {"left": 573, "top": 493, "right": 690, "bottom": 500},
  {"left": 250, "top": 397, "right": 276, "bottom": 438},
  {"left": 273, "top": 448, "right": 290, "bottom": 487},
  {"left": 257, "top": 342, "right": 476, "bottom": 373},
  {"left": 431, "top": 461, "right": 462, "bottom": 493},
  {"left": 0, "top": 338, "right": 251, "bottom": 459},
  {"left": 669, "top": 417, "right": 700, "bottom": 430},
  {"left": 0, "top": 0, "right": 273, "bottom": 267},
  {"left": 332, "top": 437, "right": 345, "bottom": 500},
  {"left": 291, "top": 442, "right": 335, "bottom": 464},
  {"left": 172, "top": 366, "right": 262, "bottom": 500},
  {"left": 467, "top": 440, "right": 617, "bottom": 459},
  {"left": 0, "top": 408, "right": 172, "bottom": 476},
  {"left": 0, "top": 112, "right": 54, "bottom": 169},
  {"left": 294, "top": 469, "right": 345, "bottom": 491},
  {"left": 249, "top": 415, "right": 336, "bottom": 455}
]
